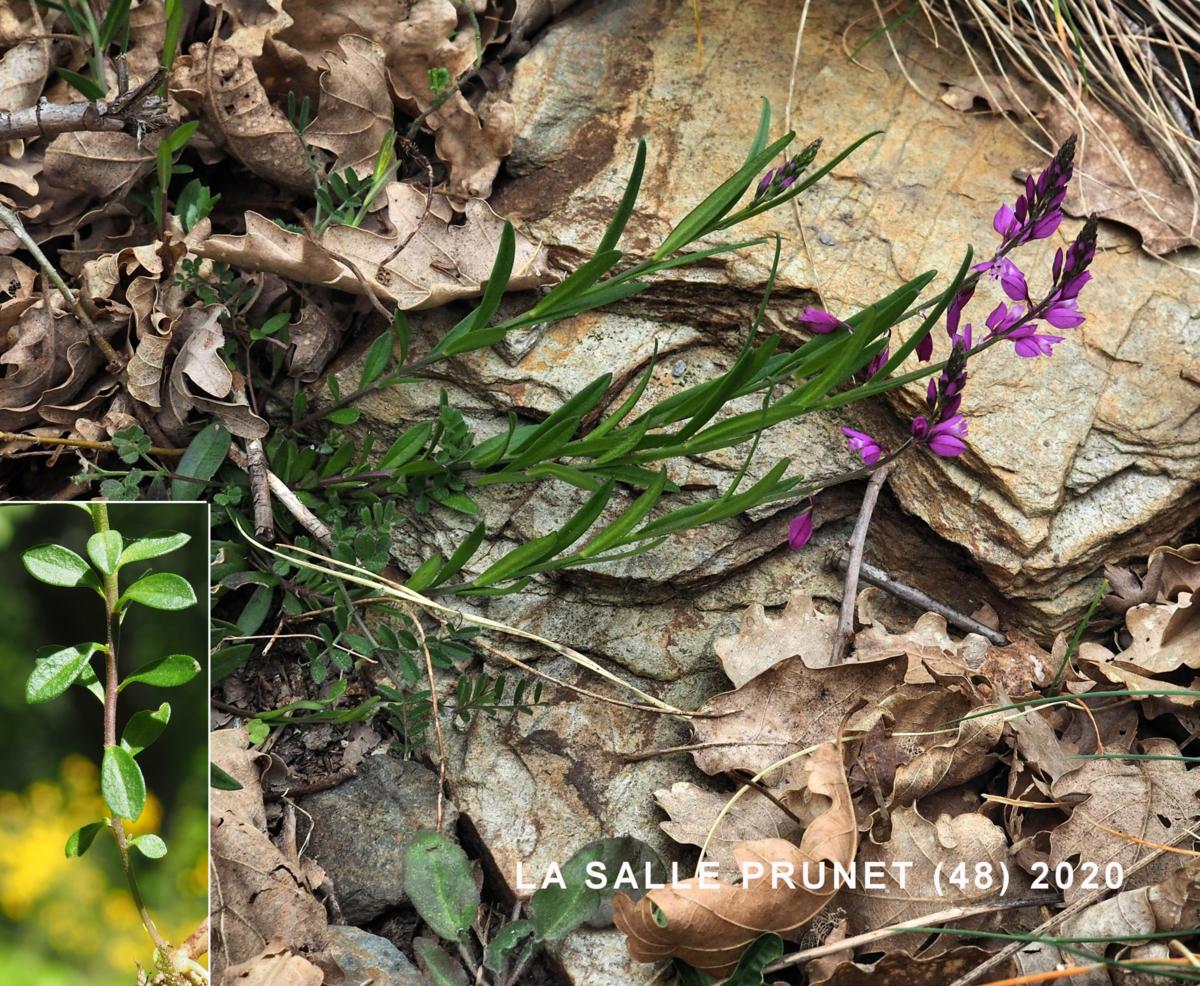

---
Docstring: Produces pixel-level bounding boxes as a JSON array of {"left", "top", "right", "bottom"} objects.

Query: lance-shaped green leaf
[
  {"left": 172, "top": 420, "right": 231, "bottom": 500},
  {"left": 724, "top": 933, "right": 784, "bottom": 985},
  {"left": 120, "top": 654, "right": 201, "bottom": 690},
  {"left": 211, "top": 764, "right": 243, "bottom": 791},
  {"left": 22, "top": 544, "right": 101, "bottom": 591},
  {"left": 102, "top": 745, "right": 146, "bottom": 821},
  {"left": 117, "top": 532, "right": 191, "bottom": 567},
  {"left": 483, "top": 920, "right": 537, "bottom": 978},
  {"left": 413, "top": 938, "right": 469, "bottom": 985},
  {"left": 131, "top": 834, "right": 168, "bottom": 859},
  {"left": 26, "top": 643, "right": 103, "bottom": 704},
  {"left": 65, "top": 820, "right": 106, "bottom": 858},
  {"left": 402, "top": 831, "right": 479, "bottom": 942},
  {"left": 121, "top": 703, "right": 172, "bottom": 755},
  {"left": 86, "top": 531, "right": 123, "bottom": 576},
  {"left": 119, "top": 572, "right": 197, "bottom": 611}
]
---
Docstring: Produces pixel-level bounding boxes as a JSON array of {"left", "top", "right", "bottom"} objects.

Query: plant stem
[
  {"left": 0, "top": 431, "right": 184, "bottom": 457},
  {"left": 90, "top": 503, "right": 174, "bottom": 965},
  {"left": 831, "top": 462, "right": 891, "bottom": 664}
]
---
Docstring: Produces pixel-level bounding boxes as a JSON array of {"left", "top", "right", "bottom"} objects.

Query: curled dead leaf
[
  {"left": 305, "top": 34, "right": 393, "bottom": 178},
  {"left": 615, "top": 743, "right": 856, "bottom": 977}
]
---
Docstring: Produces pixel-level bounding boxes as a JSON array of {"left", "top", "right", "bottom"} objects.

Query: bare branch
[{"left": 0, "top": 70, "right": 171, "bottom": 142}]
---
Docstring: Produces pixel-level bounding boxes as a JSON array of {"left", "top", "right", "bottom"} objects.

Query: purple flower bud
[
  {"left": 947, "top": 286, "right": 975, "bottom": 338},
  {"left": 993, "top": 203, "right": 1020, "bottom": 239},
  {"left": 1058, "top": 270, "right": 1092, "bottom": 300},
  {"left": 757, "top": 169, "right": 775, "bottom": 195},
  {"left": 926, "top": 379, "right": 938, "bottom": 406},
  {"left": 795, "top": 306, "right": 846, "bottom": 334},
  {"left": 864, "top": 347, "right": 889, "bottom": 379},
  {"left": 788, "top": 510, "right": 814, "bottom": 550},
  {"left": 842, "top": 427, "right": 883, "bottom": 466},
  {"left": 916, "top": 333, "right": 933, "bottom": 362}
]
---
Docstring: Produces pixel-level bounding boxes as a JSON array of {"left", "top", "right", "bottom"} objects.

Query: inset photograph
[{"left": 0, "top": 503, "right": 208, "bottom": 986}]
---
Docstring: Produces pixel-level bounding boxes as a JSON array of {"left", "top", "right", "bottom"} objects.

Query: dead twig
[
  {"left": 835, "top": 554, "right": 1009, "bottom": 646},
  {"left": 227, "top": 445, "right": 333, "bottom": 547},
  {"left": 244, "top": 438, "right": 275, "bottom": 542},
  {"left": 0, "top": 431, "right": 184, "bottom": 457},
  {"left": 831, "top": 463, "right": 891, "bottom": 663},
  {"left": 0, "top": 69, "right": 171, "bottom": 142}
]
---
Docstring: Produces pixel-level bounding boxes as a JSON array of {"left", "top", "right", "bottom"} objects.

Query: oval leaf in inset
[
  {"left": 118, "top": 532, "right": 191, "bottom": 567},
  {"left": 22, "top": 544, "right": 100, "bottom": 590},
  {"left": 26, "top": 643, "right": 101, "bottom": 704},
  {"left": 119, "top": 572, "right": 197, "bottom": 611},
  {"left": 86, "top": 530, "right": 123, "bottom": 575},
  {"left": 101, "top": 745, "right": 146, "bottom": 821},
  {"left": 120, "top": 654, "right": 201, "bottom": 690},
  {"left": 402, "top": 830, "right": 479, "bottom": 942},
  {"left": 121, "top": 703, "right": 172, "bottom": 755},
  {"left": 65, "top": 820, "right": 106, "bottom": 858},
  {"left": 131, "top": 834, "right": 168, "bottom": 859}
]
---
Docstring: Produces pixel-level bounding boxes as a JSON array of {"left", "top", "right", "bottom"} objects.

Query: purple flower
[
  {"left": 796, "top": 306, "right": 846, "bottom": 334},
  {"left": 993, "top": 202, "right": 1020, "bottom": 240},
  {"left": 756, "top": 169, "right": 776, "bottom": 197},
  {"left": 974, "top": 257, "right": 1029, "bottom": 302},
  {"left": 863, "top": 347, "right": 889, "bottom": 379},
  {"left": 916, "top": 333, "right": 933, "bottom": 362},
  {"left": 991, "top": 135, "right": 1077, "bottom": 249},
  {"left": 1043, "top": 298, "right": 1085, "bottom": 329},
  {"left": 985, "top": 301, "right": 1026, "bottom": 338},
  {"left": 913, "top": 413, "right": 968, "bottom": 457},
  {"left": 788, "top": 511, "right": 814, "bottom": 549},
  {"left": 946, "top": 285, "right": 975, "bottom": 338},
  {"left": 1008, "top": 324, "right": 1064, "bottom": 358},
  {"left": 843, "top": 427, "right": 883, "bottom": 465}
]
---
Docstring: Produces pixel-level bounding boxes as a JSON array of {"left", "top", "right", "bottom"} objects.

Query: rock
[
  {"left": 325, "top": 925, "right": 429, "bottom": 986},
  {"left": 298, "top": 755, "right": 458, "bottom": 925}
]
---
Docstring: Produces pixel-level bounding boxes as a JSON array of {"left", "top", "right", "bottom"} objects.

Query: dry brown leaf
[
  {"left": 838, "top": 804, "right": 1028, "bottom": 946},
  {"left": 1154, "top": 545, "right": 1200, "bottom": 599},
  {"left": 1041, "top": 99, "right": 1199, "bottom": 254},
  {"left": 615, "top": 743, "right": 856, "bottom": 977},
  {"left": 211, "top": 728, "right": 329, "bottom": 982},
  {"left": 690, "top": 653, "right": 906, "bottom": 778},
  {"left": 809, "top": 946, "right": 1004, "bottom": 986},
  {"left": 430, "top": 91, "right": 514, "bottom": 200},
  {"left": 1079, "top": 593, "right": 1200, "bottom": 701},
  {"left": 196, "top": 183, "right": 549, "bottom": 309},
  {"left": 656, "top": 781, "right": 804, "bottom": 879},
  {"left": 43, "top": 131, "right": 157, "bottom": 200},
  {"left": 713, "top": 589, "right": 838, "bottom": 688},
  {"left": 287, "top": 298, "right": 344, "bottom": 381},
  {"left": 173, "top": 39, "right": 312, "bottom": 193},
  {"left": 1049, "top": 737, "right": 1200, "bottom": 903},
  {"left": 220, "top": 943, "right": 324, "bottom": 986},
  {"left": 853, "top": 610, "right": 979, "bottom": 682},
  {"left": 205, "top": 0, "right": 294, "bottom": 59},
  {"left": 0, "top": 29, "right": 49, "bottom": 114},
  {"left": 305, "top": 34, "right": 393, "bottom": 177}
]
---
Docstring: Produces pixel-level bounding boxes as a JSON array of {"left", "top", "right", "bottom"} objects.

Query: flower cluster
[
  {"left": 753, "top": 139, "right": 822, "bottom": 202},
  {"left": 785, "top": 137, "right": 1098, "bottom": 550}
]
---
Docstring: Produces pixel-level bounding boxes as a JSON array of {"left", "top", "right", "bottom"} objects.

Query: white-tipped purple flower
[
  {"left": 926, "top": 414, "right": 969, "bottom": 457},
  {"left": 1043, "top": 298, "right": 1085, "bottom": 329},
  {"left": 842, "top": 427, "right": 883, "bottom": 465},
  {"left": 1008, "top": 324, "right": 1064, "bottom": 358}
]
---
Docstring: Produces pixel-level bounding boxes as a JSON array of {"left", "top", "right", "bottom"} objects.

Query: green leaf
[
  {"left": 483, "top": 919, "right": 537, "bottom": 978},
  {"left": 246, "top": 718, "right": 270, "bottom": 745},
  {"left": 131, "top": 833, "right": 168, "bottom": 859},
  {"left": 101, "top": 745, "right": 146, "bottom": 821},
  {"left": 529, "top": 836, "right": 666, "bottom": 941},
  {"left": 405, "top": 554, "right": 443, "bottom": 592},
  {"left": 428, "top": 222, "right": 516, "bottom": 360},
  {"left": 412, "top": 937, "right": 469, "bottom": 985},
  {"left": 724, "top": 933, "right": 784, "bottom": 985},
  {"left": 119, "top": 572, "right": 197, "bottom": 611},
  {"left": 430, "top": 523, "right": 485, "bottom": 588},
  {"left": 120, "top": 653, "right": 201, "bottom": 690},
  {"left": 211, "top": 763, "right": 243, "bottom": 791},
  {"left": 162, "top": 120, "right": 199, "bottom": 154},
  {"left": 595, "top": 139, "right": 646, "bottom": 254},
  {"left": 118, "top": 532, "right": 191, "bottom": 567},
  {"left": 326, "top": 407, "right": 361, "bottom": 425},
  {"left": 379, "top": 420, "right": 434, "bottom": 470},
  {"left": 86, "top": 530, "right": 123, "bottom": 576},
  {"left": 22, "top": 544, "right": 101, "bottom": 590},
  {"left": 98, "top": 0, "right": 131, "bottom": 47},
  {"left": 172, "top": 421, "right": 231, "bottom": 500},
  {"left": 121, "top": 703, "right": 171, "bottom": 756},
  {"left": 360, "top": 330, "right": 394, "bottom": 388},
  {"left": 402, "top": 831, "right": 479, "bottom": 942},
  {"left": 65, "top": 821, "right": 106, "bottom": 858},
  {"left": 26, "top": 643, "right": 102, "bottom": 704},
  {"left": 58, "top": 67, "right": 105, "bottom": 100}
]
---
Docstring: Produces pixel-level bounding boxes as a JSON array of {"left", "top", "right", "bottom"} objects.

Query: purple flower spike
[
  {"left": 843, "top": 427, "right": 883, "bottom": 465},
  {"left": 985, "top": 302, "right": 1025, "bottom": 338},
  {"left": 788, "top": 511, "right": 814, "bottom": 550},
  {"left": 796, "top": 306, "right": 846, "bottom": 334},
  {"left": 1008, "top": 323, "right": 1064, "bottom": 358}
]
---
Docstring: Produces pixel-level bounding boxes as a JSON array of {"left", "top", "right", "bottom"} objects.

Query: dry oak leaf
[
  {"left": 1154, "top": 544, "right": 1200, "bottom": 599},
  {"left": 853, "top": 610, "right": 980, "bottom": 683},
  {"left": 304, "top": 34, "right": 393, "bottom": 178},
  {"left": 43, "top": 130, "right": 157, "bottom": 200},
  {"left": 430, "top": 90, "right": 514, "bottom": 200},
  {"left": 172, "top": 39, "right": 312, "bottom": 193},
  {"left": 809, "top": 945, "right": 1004, "bottom": 986},
  {"left": 837, "top": 805, "right": 1031, "bottom": 948},
  {"left": 203, "top": 0, "right": 294, "bottom": 59},
  {"left": 656, "top": 781, "right": 804, "bottom": 880},
  {"left": 713, "top": 588, "right": 838, "bottom": 688},
  {"left": 615, "top": 742, "right": 856, "bottom": 977},
  {"left": 0, "top": 30, "right": 50, "bottom": 115},
  {"left": 690, "top": 653, "right": 906, "bottom": 778},
  {"left": 1078, "top": 593, "right": 1200, "bottom": 699},
  {"left": 196, "top": 182, "right": 549, "bottom": 309},
  {"left": 211, "top": 728, "right": 329, "bottom": 981},
  {"left": 1049, "top": 737, "right": 1200, "bottom": 904}
]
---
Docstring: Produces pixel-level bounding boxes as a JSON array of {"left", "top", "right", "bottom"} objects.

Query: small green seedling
[{"left": 21, "top": 503, "right": 205, "bottom": 986}]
